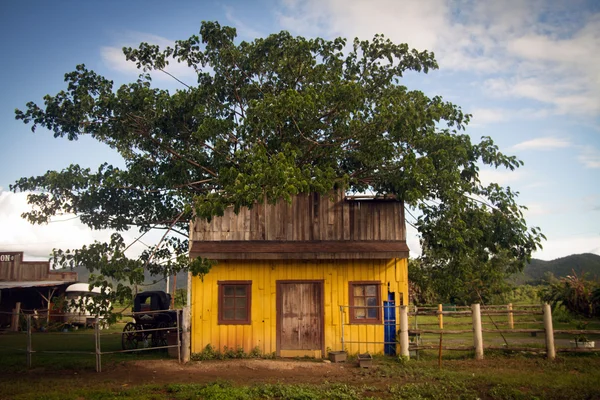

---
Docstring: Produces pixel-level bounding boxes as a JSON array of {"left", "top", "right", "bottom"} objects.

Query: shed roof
[{"left": 0, "top": 281, "right": 72, "bottom": 290}]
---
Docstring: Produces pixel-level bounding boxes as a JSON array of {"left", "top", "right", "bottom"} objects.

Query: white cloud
[
  {"left": 533, "top": 234, "right": 600, "bottom": 261},
  {"left": 101, "top": 32, "right": 197, "bottom": 85},
  {"left": 482, "top": 11, "right": 600, "bottom": 115},
  {"left": 224, "top": 6, "right": 265, "bottom": 40},
  {"left": 100, "top": 46, "right": 141, "bottom": 75},
  {"left": 478, "top": 168, "right": 524, "bottom": 186},
  {"left": 277, "top": 0, "right": 448, "bottom": 51},
  {"left": 0, "top": 190, "right": 151, "bottom": 261},
  {"left": 483, "top": 74, "right": 600, "bottom": 116},
  {"left": 582, "top": 194, "right": 600, "bottom": 211},
  {"left": 511, "top": 138, "right": 600, "bottom": 169},
  {"left": 469, "top": 107, "right": 550, "bottom": 126},
  {"left": 469, "top": 108, "right": 507, "bottom": 125},
  {"left": 523, "top": 181, "right": 548, "bottom": 189},
  {"left": 512, "top": 137, "right": 571, "bottom": 151},
  {"left": 522, "top": 202, "right": 553, "bottom": 217},
  {"left": 578, "top": 146, "right": 600, "bottom": 168},
  {"left": 276, "top": 0, "right": 600, "bottom": 118}
]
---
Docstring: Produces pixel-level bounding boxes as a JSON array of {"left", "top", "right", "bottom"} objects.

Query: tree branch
[{"left": 159, "top": 69, "right": 191, "bottom": 89}]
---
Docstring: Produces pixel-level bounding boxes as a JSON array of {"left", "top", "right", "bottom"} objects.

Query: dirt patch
[
  {"left": 5, "top": 359, "right": 374, "bottom": 390},
  {"left": 104, "top": 359, "right": 357, "bottom": 386}
]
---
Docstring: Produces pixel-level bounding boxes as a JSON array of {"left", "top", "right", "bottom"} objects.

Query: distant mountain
[
  {"left": 510, "top": 253, "right": 600, "bottom": 285},
  {"left": 54, "top": 265, "right": 188, "bottom": 292}
]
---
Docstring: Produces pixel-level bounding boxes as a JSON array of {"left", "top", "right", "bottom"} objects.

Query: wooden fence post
[
  {"left": 400, "top": 306, "right": 409, "bottom": 359},
  {"left": 176, "top": 309, "right": 182, "bottom": 363},
  {"left": 95, "top": 317, "right": 101, "bottom": 372},
  {"left": 471, "top": 304, "right": 484, "bottom": 360},
  {"left": 508, "top": 303, "right": 514, "bottom": 329},
  {"left": 11, "top": 302, "right": 20, "bottom": 332},
  {"left": 181, "top": 306, "right": 191, "bottom": 363},
  {"left": 543, "top": 303, "right": 555, "bottom": 360},
  {"left": 26, "top": 314, "right": 32, "bottom": 368},
  {"left": 438, "top": 304, "right": 444, "bottom": 329}
]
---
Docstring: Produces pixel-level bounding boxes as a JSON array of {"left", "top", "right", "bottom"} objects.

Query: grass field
[
  {"left": 0, "top": 351, "right": 598, "bottom": 399},
  {"left": 1, "top": 309, "right": 599, "bottom": 399}
]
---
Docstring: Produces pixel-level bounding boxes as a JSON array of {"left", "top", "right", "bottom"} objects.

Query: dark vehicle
[{"left": 121, "top": 291, "right": 179, "bottom": 350}]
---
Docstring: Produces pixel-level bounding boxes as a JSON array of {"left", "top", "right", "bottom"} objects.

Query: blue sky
[{"left": 0, "top": 0, "right": 598, "bottom": 261}]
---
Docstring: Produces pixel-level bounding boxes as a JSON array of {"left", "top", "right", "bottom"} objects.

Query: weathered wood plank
[
  {"left": 286, "top": 199, "right": 294, "bottom": 241},
  {"left": 192, "top": 192, "right": 407, "bottom": 244},
  {"left": 342, "top": 200, "right": 350, "bottom": 240},
  {"left": 258, "top": 198, "right": 266, "bottom": 240},
  {"left": 311, "top": 193, "right": 319, "bottom": 241}
]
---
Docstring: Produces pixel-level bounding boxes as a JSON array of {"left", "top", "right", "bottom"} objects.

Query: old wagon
[{"left": 121, "top": 291, "right": 178, "bottom": 350}]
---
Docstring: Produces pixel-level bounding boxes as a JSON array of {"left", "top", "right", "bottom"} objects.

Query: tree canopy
[{"left": 12, "top": 21, "right": 544, "bottom": 306}]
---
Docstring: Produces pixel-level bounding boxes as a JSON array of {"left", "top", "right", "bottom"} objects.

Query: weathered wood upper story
[
  {"left": 0, "top": 252, "right": 77, "bottom": 282},
  {"left": 190, "top": 192, "right": 409, "bottom": 260}
]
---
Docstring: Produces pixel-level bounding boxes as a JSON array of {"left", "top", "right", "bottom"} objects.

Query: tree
[
  {"left": 12, "top": 21, "right": 544, "bottom": 309},
  {"left": 540, "top": 271, "right": 600, "bottom": 318}
]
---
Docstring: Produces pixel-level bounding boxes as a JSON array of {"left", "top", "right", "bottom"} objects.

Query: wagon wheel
[
  {"left": 121, "top": 322, "right": 139, "bottom": 350},
  {"left": 152, "top": 321, "right": 169, "bottom": 348}
]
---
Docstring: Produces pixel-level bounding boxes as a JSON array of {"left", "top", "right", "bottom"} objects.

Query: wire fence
[
  {"left": 0, "top": 309, "right": 182, "bottom": 372},
  {"left": 338, "top": 303, "right": 600, "bottom": 360}
]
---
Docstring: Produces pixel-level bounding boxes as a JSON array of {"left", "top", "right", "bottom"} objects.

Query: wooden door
[{"left": 277, "top": 281, "right": 323, "bottom": 357}]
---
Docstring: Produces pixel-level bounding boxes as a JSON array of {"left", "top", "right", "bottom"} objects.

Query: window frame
[
  {"left": 217, "top": 280, "right": 252, "bottom": 325},
  {"left": 348, "top": 281, "right": 382, "bottom": 324}
]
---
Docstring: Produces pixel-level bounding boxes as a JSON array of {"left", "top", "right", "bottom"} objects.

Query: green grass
[
  {"left": 1, "top": 355, "right": 599, "bottom": 399},
  {"left": 369, "top": 354, "right": 600, "bottom": 399},
  {"left": 3, "top": 381, "right": 368, "bottom": 400}
]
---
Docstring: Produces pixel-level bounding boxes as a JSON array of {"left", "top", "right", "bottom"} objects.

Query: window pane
[
  {"left": 224, "top": 297, "right": 234, "bottom": 308},
  {"left": 235, "top": 286, "right": 246, "bottom": 296},
  {"left": 355, "top": 298, "right": 365, "bottom": 306},
  {"left": 220, "top": 283, "right": 251, "bottom": 324},
  {"left": 237, "top": 298, "right": 247, "bottom": 309},
  {"left": 354, "top": 286, "right": 364, "bottom": 296},
  {"left": 367, "top": 297, "right": 377, "bottom": 307},
  {"left": 224, "top": 286, "right": 234, "bottom": 296},
  {"left": 355, "top": 308, "right": 366, "bottom": 319},
  {"left": 235, "top": 308, "right": 247, "bottom": 320},
  {"left": 367, "top": 308, "right": 378, "bottom": 319},
  {"left": 365, "top": 285, "right": 377, "bottom": 296}
]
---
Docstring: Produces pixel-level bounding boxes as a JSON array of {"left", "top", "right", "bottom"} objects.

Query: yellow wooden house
[{"left": 189, "top": 192, "right": 409, "bottom": 358}]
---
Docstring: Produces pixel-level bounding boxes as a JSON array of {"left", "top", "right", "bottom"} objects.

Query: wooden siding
[
  {"left": 190, "top": 258, "right": 409, "bottom": 356},
  {"left": 190, "top": 192, "right": 408, "bottom": 260},
  {"left": 0, "top": 252, "right": 77, "bottom": 282}
]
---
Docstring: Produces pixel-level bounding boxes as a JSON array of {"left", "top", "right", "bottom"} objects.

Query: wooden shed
[
  {"left": 189, "top": 192, "right": 409, "bottom": 358},
  {"left": 0, "top": 251, "right": 78, "bottom": 328}
]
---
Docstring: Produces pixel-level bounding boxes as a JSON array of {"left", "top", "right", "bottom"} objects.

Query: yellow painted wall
[{"left": 191, "top": 258, "right": 408, "bottom": 357}]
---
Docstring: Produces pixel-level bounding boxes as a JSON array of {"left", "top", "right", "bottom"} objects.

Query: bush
[
  {"left": 552, "top": 306, "right": 573, "bottom": 323},
  {"left": 191, "top": 344, "right": 274, "bottom": 361},
  {"left": 539, "top": 271, "right": 599, "bottom": 317}
]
